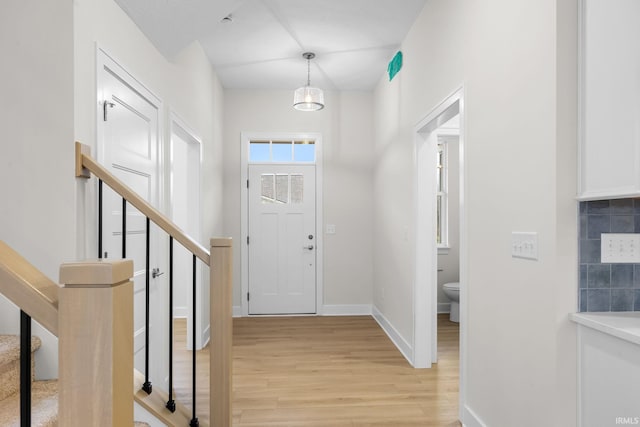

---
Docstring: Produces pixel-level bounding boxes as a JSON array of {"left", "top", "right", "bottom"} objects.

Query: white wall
[
  {"left": 0, "top": 0, "right": 75, "bottom": 379},
  {"left": 223, "top": 90, "right": 374, "bottom": 311},
  {"left": 372, "top": 0, "right": 578, "bottom": 425}
]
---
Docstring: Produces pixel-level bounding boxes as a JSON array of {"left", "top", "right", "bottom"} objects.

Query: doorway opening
[
  {"left": 169, "top": 112, "right": 206, "bottom": 349},
  {"left": 414, "top": 86, "right": 466, "bottom": 419},
  {"left": 435, "top": 126, "right": 460, "bottom": 324},
  {"left": 413, "top": 89, "right": 463, "bottom": 368}
]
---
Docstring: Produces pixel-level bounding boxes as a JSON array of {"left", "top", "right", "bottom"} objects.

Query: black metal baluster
[
  {"left": 98, "top": 179, "right": 103, "bottom": 259},
  {"left": 142, "top": 217, "right": 152, "bottom": 394},
  {"left": 20, "top": 311, "right": 31, "bottom": 427},
  {"left": 190, "top": 254, "right": 198, "bottom": 427},
  {"left": 121, "top": 198, "right": 126, "bottom": 258},
  {"left": 166, "top": 237, "right": 176, "bottom": 412}
]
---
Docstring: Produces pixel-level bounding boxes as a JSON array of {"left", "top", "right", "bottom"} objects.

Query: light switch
[
  {"left": 601, "top": 233, "right": 640, "bottom": 263},
  {"left": 511, "top": 232, "right": 539, "bottom": 260}
]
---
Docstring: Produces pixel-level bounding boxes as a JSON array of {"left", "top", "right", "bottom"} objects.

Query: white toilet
[{"left": 443, "top": 282, "right": 460, "bottom": 323}]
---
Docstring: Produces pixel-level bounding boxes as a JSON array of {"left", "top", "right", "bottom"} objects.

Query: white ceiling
[{"left": 114, "top": 0, "right": 427, "bottom": 91}]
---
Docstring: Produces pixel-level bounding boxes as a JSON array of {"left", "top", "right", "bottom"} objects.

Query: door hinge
[
  {"left": 247, "top": 292, "right": 250, "bottom": 301},
  {"left": 247, "top": 179, "right": 249, "bottom": 188},
  {"left": 103, "top": 100, "right": 115, "bottom": 121},
  {"left": 247, "top": 236, "right": 250, "bottom": 245}
]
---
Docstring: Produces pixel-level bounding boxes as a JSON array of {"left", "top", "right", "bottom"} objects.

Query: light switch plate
[
  {"left": 601, "top": 233, "right": 640, "bottom": 263},
  {"left": 512, "top": 232, "right": 538, "bottom": 260},
  {"left": 326, "top": 224, "right": 336, "bottom": 234}
]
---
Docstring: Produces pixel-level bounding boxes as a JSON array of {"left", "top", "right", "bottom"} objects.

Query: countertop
[{"left": 570, "top": 312, "right": 640, "bottom": 346}]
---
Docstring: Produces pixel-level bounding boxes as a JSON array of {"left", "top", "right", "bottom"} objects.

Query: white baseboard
[
  {"left": 462, "top": 405, "right": 487, "bottom": 427},
  {"left": 201, "top": 324, "right": 210, "bottom": 348},
  {"left": 321, "top": 304, "right": 372, "bottom": 316},
  {"left": 232, "top": 305, "right": 372, "bottom": 317},
  {"left": 438, "top": 302, "right": 451, "bottom": 314},
  {"left": 371, "top": 305, "right": 413, "bottom": 366},
  {"left": 174, "top": 306, "right": 188, "bottom": 318}
]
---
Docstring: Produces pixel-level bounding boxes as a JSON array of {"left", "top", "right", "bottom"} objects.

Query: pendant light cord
[{"left": 307, "top": 57, "right": 311, "bottom": 86}]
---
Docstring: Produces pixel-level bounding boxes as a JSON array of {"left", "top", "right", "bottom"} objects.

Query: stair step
[
  {"left": 0, "top": 380, "right": 57, "bottom": 427},
  {"left": 0, "top": 335, "right": 41, "bottom": 401},
  {"left": 0, "top": 380, "right": 148, "bottom": 427},
  {"left": 1, "top": 335, "right": 152, "bottom": 426}
]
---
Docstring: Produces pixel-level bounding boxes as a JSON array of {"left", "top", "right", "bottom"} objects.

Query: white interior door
[
  {"left": 248, "top": 164, "right": 316, "bottom": 314},
  {"left": 97, "top": 51, "right": 166, "bottom": 389}
]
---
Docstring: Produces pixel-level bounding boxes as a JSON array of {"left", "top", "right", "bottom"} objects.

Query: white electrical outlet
[
  {"left": 326, "top": 224, "right": 336, "bottom": 234},
  {"left": 511, "top": 232, "right": 539, "bottom": 260},
  {"left": 601, "top": 233, "right": 640, "bottom": 263}
]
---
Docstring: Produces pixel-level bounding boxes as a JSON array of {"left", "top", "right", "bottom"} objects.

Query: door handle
[
  {"left": 152, "top": 267, "right": 164, "bottom": 278},
  {"left": 303, "top": 245, "right": 314, "bottom": 250}
]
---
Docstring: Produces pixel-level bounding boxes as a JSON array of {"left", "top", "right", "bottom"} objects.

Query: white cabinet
[
  {"left": 578, "top": 0, "right": 640, "bottom": 200},
  {"left": 571, "top": 313, "right": 640, "bottom": 426}
]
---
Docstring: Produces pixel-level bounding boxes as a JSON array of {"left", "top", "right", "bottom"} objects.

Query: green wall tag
[{"left": 387, "top": 51, "right": 403, "bottom": 81}]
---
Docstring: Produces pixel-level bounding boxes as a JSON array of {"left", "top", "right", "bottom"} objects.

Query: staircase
[
  {"left": 0, "top": 334, "right": 152, "bottom": 426},
  {"left": 0, "top": 143, "right": 233, "bottom": 426},
  {"left": 0, "top": 335, "right": 57, "bottom": 426}
]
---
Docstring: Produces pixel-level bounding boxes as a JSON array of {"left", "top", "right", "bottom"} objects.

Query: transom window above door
[{"left": 249, "top": 139, "right": 316, "bottom": 163}]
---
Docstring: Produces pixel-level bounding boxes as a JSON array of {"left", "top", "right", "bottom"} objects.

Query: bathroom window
[{"left": 437, "top": 140, "right": 448, "bottom": 248}]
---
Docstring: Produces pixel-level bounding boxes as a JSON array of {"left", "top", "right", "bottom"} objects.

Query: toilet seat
[
  {"left": 443, "top": 282, "right": 459, "bottom": 291},
  {"left": 443, "top": 282, "right": 460, "bottom": 323}
]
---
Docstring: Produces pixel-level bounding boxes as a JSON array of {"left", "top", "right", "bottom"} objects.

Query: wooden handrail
[
  {"left": 75, "top": 142, "right": 210, "bottom": 265},
  {"left": 0, "top": 240, "right": 60, "bottom": 336},
  {"left": 76, "top": 142, "right": 232, "bottom": 425}
]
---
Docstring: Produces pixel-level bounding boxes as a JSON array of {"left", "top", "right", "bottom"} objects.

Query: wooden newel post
[
  {"left": 210, "top": 237, "right": 233, "bottom": 427},
  {"left": 58, "top": 259, "right": 134, "bottom": 427}
]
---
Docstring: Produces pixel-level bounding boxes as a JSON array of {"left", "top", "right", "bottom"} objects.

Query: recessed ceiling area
[{"left": 114, "top": 0, "right": 427, "bottom": 91}]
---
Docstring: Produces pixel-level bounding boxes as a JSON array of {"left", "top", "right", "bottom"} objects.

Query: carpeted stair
[
  {"left": 0, "top": 334, "right": 151, "bottom": 427},
  {"left": 0, "top": 334, "right": 57, "bottom": 426}
]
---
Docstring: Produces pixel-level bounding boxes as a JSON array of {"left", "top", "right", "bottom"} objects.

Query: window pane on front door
[
  {"left": 291, "top": 174, "right": 304, "bottom": 203},
  {"left": 261, "top": 174, "right": 275, "bottom": 203},
  {"left": 276, "top": 174, "right": 289, "bottom": 203}
]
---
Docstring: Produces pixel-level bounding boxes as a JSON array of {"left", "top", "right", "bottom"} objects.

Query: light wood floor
[{"left": 174, "top": 314, "right": 460, "bottom": 427}]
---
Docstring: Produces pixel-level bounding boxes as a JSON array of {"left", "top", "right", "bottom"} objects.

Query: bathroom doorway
[
  {"left": 413, "top": 87, "right": 464, "bottom": 365},
  {"left": 434, "top": 124, "right": 461, "bottom": 408},
  {"left": 435, "top": 126, "right": 460, "bottom": 326}
]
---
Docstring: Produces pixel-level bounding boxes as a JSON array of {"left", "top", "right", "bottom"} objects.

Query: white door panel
[
  {"left": 248, "top": 164, "right": 316, "bottom": 314},
  {"left": 98, "top": 52, "right": 166, "bottom": 390}
]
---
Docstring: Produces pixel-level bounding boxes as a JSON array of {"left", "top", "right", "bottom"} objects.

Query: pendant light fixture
[{"left": 293, "top": 52, "right": 325, "bottom": 111}]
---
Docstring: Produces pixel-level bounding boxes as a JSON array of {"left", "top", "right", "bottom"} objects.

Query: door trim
[
  {"left": 169, "top": 111, "right": 208, "bottom": 349},
  {"left": 240, "top": 132, "right": 324, "bottom": 317},
  {"left": 414, "top": 86, "right": 466, "bottom": 420}
]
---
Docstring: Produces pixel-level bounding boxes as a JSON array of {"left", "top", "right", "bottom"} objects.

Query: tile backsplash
[{"left": 579, "top": 199, "right": 640, "bottom": 312}]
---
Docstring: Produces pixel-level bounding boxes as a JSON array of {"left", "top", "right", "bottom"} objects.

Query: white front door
[
  {"left": 248, "top": 164, "right": 316, "bottom": 314},
  {"left": 97, "top": 51, "right": 166, "bottom": 387}
]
